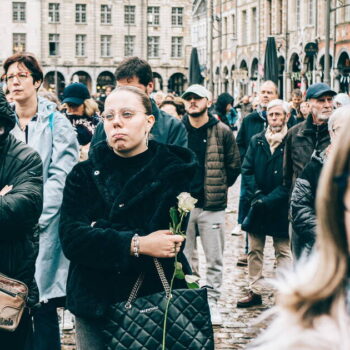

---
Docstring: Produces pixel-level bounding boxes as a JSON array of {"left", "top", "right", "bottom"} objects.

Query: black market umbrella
[
  {"left": 189, "top": 47, "right": 204, "bottom": 85},
  {"left": 264, "top": 36, "right": 279, "bottom": 85}
]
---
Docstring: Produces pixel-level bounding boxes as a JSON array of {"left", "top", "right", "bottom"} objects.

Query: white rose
[{"left": 177, "top": 192, "right": 197, "bottom": 212}]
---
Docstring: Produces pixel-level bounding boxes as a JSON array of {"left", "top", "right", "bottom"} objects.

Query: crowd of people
[{"left": 1, "top": 51, "right": 350, "bottom": 350}]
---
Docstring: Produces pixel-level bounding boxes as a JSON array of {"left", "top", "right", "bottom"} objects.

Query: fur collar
[{"left": 88, "top": 140, "right": 196, "bottom": 217}]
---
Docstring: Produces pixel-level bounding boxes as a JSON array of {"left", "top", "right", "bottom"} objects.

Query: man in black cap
[{"left": 283, "top": 82, "right": 336, "bottom": 257}]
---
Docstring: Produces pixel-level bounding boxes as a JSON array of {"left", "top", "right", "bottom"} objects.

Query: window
[
  {"left": 296, "top": 0, "right": 301, "bottom": 28},
  {"left": 13, "top": 2, "right": 26, "bottom": 22},
  {"left": 76, "top": 4, "right": 87, "bottom": 24},
  {"left": 171, "top": 7, "right": 183, "bottom": 26},
  {"left": 241, "top": 10, "right": 247, "bottom": 44},
  {"left": 277, "top": 0, "right": 283, "bottom": 34},
  {"left": 251, "top": 8, "right": 257, "bottom": 42},
  {"left": 171, "top": 37, "right": 183, "bottom": 58},
  {"left": 76, "top": 34, "right": 86, "bottom": 56},
  {"left": 48, "top": 3, "right": 60, "bottom": 23},
  {"left": 223, "top": 17, "right": 228, "bottom": 49},
  {"left": 13, "top": 33, "right": 26, "bottom": 53},
  {"left": 267, "top": 0, "right": 272, "bottom": 35},
  {"left": 101, "top": 4, "right": 112, "bottom": 24},
  {"left": 147, "top": 6, "right": 160, "bottom": 25},
  {"left": 346, "top": 0, "right": 350, "bottom": 21},
  {"left": 49, "top": 34, "right": 60, "bottom": 56},
  {"left": 232, "top": 14, "right": 236, "bottom": 38},
  {"left": 124, "top": 5, "right": 135, "bottom": 25},
  {"left": 147, "top": 36, "right": 160, "bottom": 58},
  {"left": 101, "top": 35, "right": 112, "bottom": 57},
  {"left": 307, "top": 0, "right": 313, "bottom": 25},
  {"left": 124, "top": 35, "right": 135, "bottom": 57}
]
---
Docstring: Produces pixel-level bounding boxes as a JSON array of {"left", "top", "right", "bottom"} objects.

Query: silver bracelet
[{"left": 132, "top": 234, "right": 140, "bottom": 258}]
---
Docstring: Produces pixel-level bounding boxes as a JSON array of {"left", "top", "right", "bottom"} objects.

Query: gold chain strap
[{"left": 124, "top": 258, "right": 171, "bottom": 309}]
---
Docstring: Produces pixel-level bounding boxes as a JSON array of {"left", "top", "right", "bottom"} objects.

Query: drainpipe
[{"left": 284, "top": 0, "right": 289, "bottom": 100}]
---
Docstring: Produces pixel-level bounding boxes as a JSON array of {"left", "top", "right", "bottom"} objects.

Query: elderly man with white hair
[
  {"left": 290, "top": 105, "right": 350, "bottom": 259},
  {"left": 236, "top": 99, "right": 292, "bottom": 308}
]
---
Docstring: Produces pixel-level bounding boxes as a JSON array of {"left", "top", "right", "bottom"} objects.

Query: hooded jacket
[
  {"left": 59, "top": 140, "right": 197, "bottom": 318},
  {"left": 11, "top": 97, "right": 79, "bottom": 301},
  {"left": 0, "top": 90, "right": 43, "bottom": 306},
  {"left": 290, "top": 150, "right": 325, "bottom": 259},
  {"left": 90, "top": 99, "right": 188, "bottom": 150}
]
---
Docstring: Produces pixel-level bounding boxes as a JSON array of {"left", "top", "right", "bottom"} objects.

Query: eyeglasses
[
  {"left": 102, "top": 109, "right": 147, "bottom": 122},
  {"left": 4, "top": 71, "right": 32, "bottom": 83}
]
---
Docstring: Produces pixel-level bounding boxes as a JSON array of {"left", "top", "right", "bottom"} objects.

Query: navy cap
[
  {"left": 306, "top": 83, "right": 336, "bottom": 100},
  {"left": 62, "top": 83, "right": 90, "bottom": 105}
]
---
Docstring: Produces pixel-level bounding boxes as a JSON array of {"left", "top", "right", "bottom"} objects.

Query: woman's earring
[{"left": 145, "top": 131, "right": 149, "bottom": 147}]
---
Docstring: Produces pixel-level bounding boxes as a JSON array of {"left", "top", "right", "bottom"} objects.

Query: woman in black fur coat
[{"left": 59, "top": 86, "right": 196, "bottom": 349}]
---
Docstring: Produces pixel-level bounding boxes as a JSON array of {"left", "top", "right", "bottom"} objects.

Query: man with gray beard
[
  {"left": 283, "top": 83, "right": 335, "bottom": 257},
  {"left": 181, "top": 84, "right": 241, "bottom": 324}
]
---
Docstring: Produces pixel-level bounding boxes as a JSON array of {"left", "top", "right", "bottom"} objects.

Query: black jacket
[
  {"left": 242, "top": 131, "right": 288, "bottom": 237},
  {"left": 236, "top": 111, "right": 267, "bottom": 162},
  {"left": 90, "top": 99, "right": 188, "bottom": 150},
  {"left": 59, "top": 141, "right": 196, "bottom": 318},
  {"left": 290, "top": 150, "right": 325, "bottom": 259},
  {"left": 0, "top": 134, "right": 43, "bottom": 306},
  {"left": 283, "top": 114, "right": 330, "bottom": 193}
]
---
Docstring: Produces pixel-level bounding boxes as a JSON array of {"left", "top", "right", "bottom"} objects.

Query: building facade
[
  {"left": 0, "top": 0, "right": 192, "bottom": 96},
  {"left": 192, "top": 0, "right": 350, "bottom": 99}
]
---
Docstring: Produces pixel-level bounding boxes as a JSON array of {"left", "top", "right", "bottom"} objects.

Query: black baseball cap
[
  {"left": 62, "top": 83, "right": 90, "bottom": 105},
  {"left": 306, "top": 83, "right": 336, "bottom": 100}
]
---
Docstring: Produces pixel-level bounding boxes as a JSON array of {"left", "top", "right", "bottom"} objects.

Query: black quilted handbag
[{"left": 102, "top": 258, "right": 214, "bottom": 350}]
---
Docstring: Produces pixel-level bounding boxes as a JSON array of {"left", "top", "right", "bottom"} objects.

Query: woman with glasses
[
  {"left": 59, "top": 86, "right": 196, "bottom": 349},
  {"left": 61, "top": 83, "right": 100, "bottom": 161},
  {"left": 2, "top": 52, "right": 79, "bottom": 350},
  {"left": 250, "top": 116, "right": 350, "bottom": 349}
]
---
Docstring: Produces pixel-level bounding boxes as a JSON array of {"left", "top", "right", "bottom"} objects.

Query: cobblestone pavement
[{"left": 61, "top": 177, "right": 277, "bottom": 349}]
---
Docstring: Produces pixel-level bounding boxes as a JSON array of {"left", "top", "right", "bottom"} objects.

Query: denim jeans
[
  {"left": 0, "top": 308, "right": 33, "bottom": 350},
  {"left": 75, "top": 316, "right": 105, "bottom": 350},
  {"left": 33, "top": 298, "right": 63, "bottom": 350},
  {"left": 184, "top": 208, "right": 225, "bottom": 303}
]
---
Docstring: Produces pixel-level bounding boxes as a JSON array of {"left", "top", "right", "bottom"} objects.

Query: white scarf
[{"left": 265, "top": 125, "right": 288, "bottom": 154}]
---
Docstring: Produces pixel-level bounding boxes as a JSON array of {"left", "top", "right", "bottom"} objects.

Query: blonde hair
[
  {"left": 251, "top": 117, "right": 350, "bottom": 349},
  {"left": 61, "top": 98, "right": 98, "bottom": 117},
  {"left": 280, "top": 119, "right": 350, "bottom": 324}
]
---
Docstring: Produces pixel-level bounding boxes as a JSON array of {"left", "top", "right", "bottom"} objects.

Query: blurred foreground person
[
  {"left": 0, "top": 89, "right": 43, "bottom": 349},
  {"left": 250, "top": 116, "right": 350, "bottom": 350},
  {"left": 334, "top": 93, "right": 350, "bottom": 108}
]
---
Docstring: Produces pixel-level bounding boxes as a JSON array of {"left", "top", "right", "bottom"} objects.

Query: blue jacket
[{"left": 11, "top": 97, "right": 79, "bottom": 301}]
